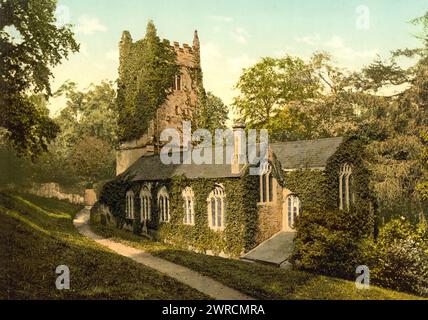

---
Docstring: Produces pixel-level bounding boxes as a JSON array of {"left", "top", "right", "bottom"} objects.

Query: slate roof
[
  {"left": 122, "top": 137, "right": 344, "bottom": 181},
  {"left": 270, "top": 137, "right": 343, "bottom": 170},
  {"left": 122, "top": 147, "right": 242, "bottom": 182}
]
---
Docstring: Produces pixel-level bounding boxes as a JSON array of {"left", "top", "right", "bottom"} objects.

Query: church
[{"left": 95, "top": 29, "right": 371, "bottom": 265}]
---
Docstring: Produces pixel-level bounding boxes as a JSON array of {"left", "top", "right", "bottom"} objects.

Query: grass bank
[
  {"left": 91, "top": 223, "right": 422, "bottom": 300},
  {"left": 0, "top": 192, "right": 207, "bottom": 299}
]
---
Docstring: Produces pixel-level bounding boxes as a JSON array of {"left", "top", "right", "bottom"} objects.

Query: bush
[
  {"left": 291, "top": 208, "right": 370, "bottom": 279},
  {"left": 292, "top": 205, "right": 428, "bottom": 296},
  {"left": 365, "top": 219, "right": 428, "bottom": 296}
]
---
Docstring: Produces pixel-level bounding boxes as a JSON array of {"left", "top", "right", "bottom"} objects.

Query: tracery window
[
  {"left": 207, "top": 184, "right": 226, "bottom": 231},
  {"left": 140, "top": 187, "right": 152, "bottom": 221},
  {"left": 339, "top": 163, "right": 353, "bottom": 210},
  {"left": 125, "top": 190, "right": 135, "bottom": 219},
  {"left": 259, "top": 163, "right": 274, "bottom": 203},
  {"left": 182, "top": 187, "right": 195, "bottom": 225},
  {"left": 287, "top": 195, "right": 301, "bottom": 229},
  {"left": 158, "top": 187, "right": 170, "bottom": 222}
]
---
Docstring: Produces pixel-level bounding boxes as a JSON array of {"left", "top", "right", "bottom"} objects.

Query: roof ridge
[{"left": 270, "top": 136, "right": 343, "bottom": 145}]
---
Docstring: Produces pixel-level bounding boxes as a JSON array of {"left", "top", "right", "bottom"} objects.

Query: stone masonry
[{"left": 116, "top": 30, "right": 203, "bottom": 175}]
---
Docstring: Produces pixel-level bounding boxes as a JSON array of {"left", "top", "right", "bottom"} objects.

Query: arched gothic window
[
  {"left": 287, "top": 195, "right": 301, "bottom": 229},
  {"left": 259, "top": 163, "right": 274, "bottom": 203},
  {"left": 182, "top": 187, "right": 195, "bottom": 225},
  {"left": 207, "top": 184, "right": 226, "bottom": 231},
  {"left": 140, "top": 187, "right": 152, "bottom": 222},
  {"left": 125, "top": 190, "right": 135, "bottom": 220},
  {"left": 158, "top": 187, "right": 170, "bottom": 222},
  {"left": 339, "top": 164, "right": 353, "bottom": 210}
]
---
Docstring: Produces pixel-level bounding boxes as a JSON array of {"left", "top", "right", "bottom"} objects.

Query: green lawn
[
  {"left": 90, "top": 223, "right": 423, "bottom": 300},
  {"left": 0, "top": 192, "right": 207, "bottom": 299}
]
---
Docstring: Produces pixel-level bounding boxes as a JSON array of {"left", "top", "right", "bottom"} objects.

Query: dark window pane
[
  {"left": 211, "top": 199, "right": 216, "bottom": 226},
  {"left": 217, "top": 198, "right": 222, "bottom": 227},
  {"left": 262, "top": 175, "right": 266, "bottom": 202},
  {"left": 268, "top": 173, "right": 273, "bottom": 202},
  {"left": 183, "top": 200, "right": 187, "bottom": 224},
  {"left": 145, "top": 198, "right": 149, "bottom": 219},
  {"left": 342, "top": 175, "right": 346, "bottom": 204}
]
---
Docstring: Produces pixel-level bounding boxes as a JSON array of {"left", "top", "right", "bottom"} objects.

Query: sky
[{"left": 50, "top": 0, "right": 428, "bottom": 118}]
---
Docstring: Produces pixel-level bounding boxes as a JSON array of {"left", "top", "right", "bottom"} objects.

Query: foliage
[
  {"left": 291, "top": 207, "right": 370, "bottom": 279},
  {"left": 0, "top": 0, "right": 79, "bottom": 157},
  {"left": 3, "top": 81, "right": 119, "bottom": 187},
  {"left": 284, "top": 170, "right": 327, "bottom": 210},
  {"left": 116, "top": 20, "right": 179, "bottom": 142},
  {"left": 54, "top": 81, "right": 118, "bottom": 146},
  {"left": 287, "top": 136, "right": 374, "bottom": 222},
  {"left": 0, "top": 191, "right": 206, "bottom": 299},
  {"left": 232, "top": 16, "right": 428, "bottom": 221},
  {"left": 98, "top": 174, "right": 133, "bottom": 226},
  {"left": 98, "top": 171, "right": 259, "bottom": 257},
  {"left": 192, "top": 92, "right": 229, "bottom": 134},
  {"left": 324, "top": 137, "right": 373, "bottom": 211},
  {"left": 69, "top": 135, "right": 115, "bottom": 183},
  {"left": 290, "top": 137, "right": 375, "bottom": 279},
  {"left": 0, "top": 143, "right": 35, "bottom": 187},
  {"left": 416, "top": 130, "right": 428, "bottom": 209},
  {"left": 362, "top": 219, "right": 428, "bottom": 296},
  {"left": 233, "top": 56, "right": 320, "bottom": 132},
  {"left": 91, "top": 222, "right": 421, "bottom": 300}
]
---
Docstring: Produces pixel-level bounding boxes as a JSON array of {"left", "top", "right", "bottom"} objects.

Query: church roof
[
  {"left": 122, "top": 148, "right": 242, "bottom": 182},
  {"left": 122, "top": 137, "right": 343, "bottom": 182},
  {"left": 270, "top": 137, "right": 343, "bottom": 170}
]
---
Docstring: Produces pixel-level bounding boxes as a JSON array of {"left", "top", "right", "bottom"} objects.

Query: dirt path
[{"left": 73, "top": 208, "right": 254, "bottom": 300}]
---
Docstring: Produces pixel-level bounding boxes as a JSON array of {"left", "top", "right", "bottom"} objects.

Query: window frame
[
  {"left": 182, "top": 186, "right": 195, "bottom": 226},
  {"left": 157, "top": 187, "right": 170, "bottom": 223},
  {"left": 339, "top": 163, "right": 353, "bottom": 210},
  {"left": 125, "top": 190, "right": 135, "bottom": 220},
  {"left": 173, "top": 74, "right": 182, "bottom": 91},
  {"left": 258, "top": 163, "right": 275, "bottom": 204},
  {"left": 207, "top": 184, "right": 226, "bottom": 231},
  {"left": 286, "top": 194, "right": 301, "bottom": 230},
  {"left": 140, "top": 187, "right": 152, "bottom": 222}
]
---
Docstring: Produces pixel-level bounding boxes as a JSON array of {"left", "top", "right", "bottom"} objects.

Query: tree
[
  {"left": 33, "top": 81, "right": 118, "bottom": 185},
  {"left": 54, "top": 81, "right": 118, "bottom": 146},
  {"left": 69, "top": 135, "right": 115, "bottom": 184},
  {"left": 233, "top": 56, "right": 320, "bottom": 132},
  {"left": 193, "top": 91, "right": 229, "bottom": 134},
  {"left": 353, "top": 12, "right": 428, "bottom": 223},
  {"left": 0, "top": 0, "right": 79, "bottom": 157}
]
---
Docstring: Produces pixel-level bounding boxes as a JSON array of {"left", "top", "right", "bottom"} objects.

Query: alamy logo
[
  {"left": 55, "top": 265, "right": 70, "bottom": 290},
  {"left": 355, "top": 265, "right": 370, "bottom": 289},
  {"left": 160, "top": 121, "right": 270, "bottom": 176}
]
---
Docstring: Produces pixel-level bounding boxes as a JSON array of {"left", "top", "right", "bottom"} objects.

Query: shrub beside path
[{"left": 74, "top": 207, "right": 254, "bottom": 300}]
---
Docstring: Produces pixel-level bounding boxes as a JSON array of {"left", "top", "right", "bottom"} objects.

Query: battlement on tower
[
  {"left": 116, "top": 28, "right": 203, "bottom": 175},
  {"left": 120, "top": 30, "right": 200, "bottom": 69}
]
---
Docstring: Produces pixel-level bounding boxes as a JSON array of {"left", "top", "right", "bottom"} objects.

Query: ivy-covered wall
[
  {"left": 98, "top": 170, "right": 259, "bottom": 257},
  {"left": 97, "top": 137, "right": 374, "bottom": 258},
  {"left": 116, "top": 22, "right": 179, "bottom": 143},
  {"left": 324, "top": 136, "right": 375, "bottom": 235},
  {"left": 284, "top": 136, "right": 375, "bottom": 235},
  {"left": 284, "top": 170, "right": 327, "bottom": 210}
]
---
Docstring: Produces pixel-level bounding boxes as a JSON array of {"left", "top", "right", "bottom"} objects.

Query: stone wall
[
  {"left": 255, "top": 177, "right": 283, "bottom": 244},
  {"left": 27, "top": 183, "right": 84, "bottom": 205},
  {"left": 115, "top": 31, "right": 202, "bottom": 176}
]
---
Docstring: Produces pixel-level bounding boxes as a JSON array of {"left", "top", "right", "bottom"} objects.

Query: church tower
[{"left": 116, "top": 29, "right": 203, "bottom": 175}]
